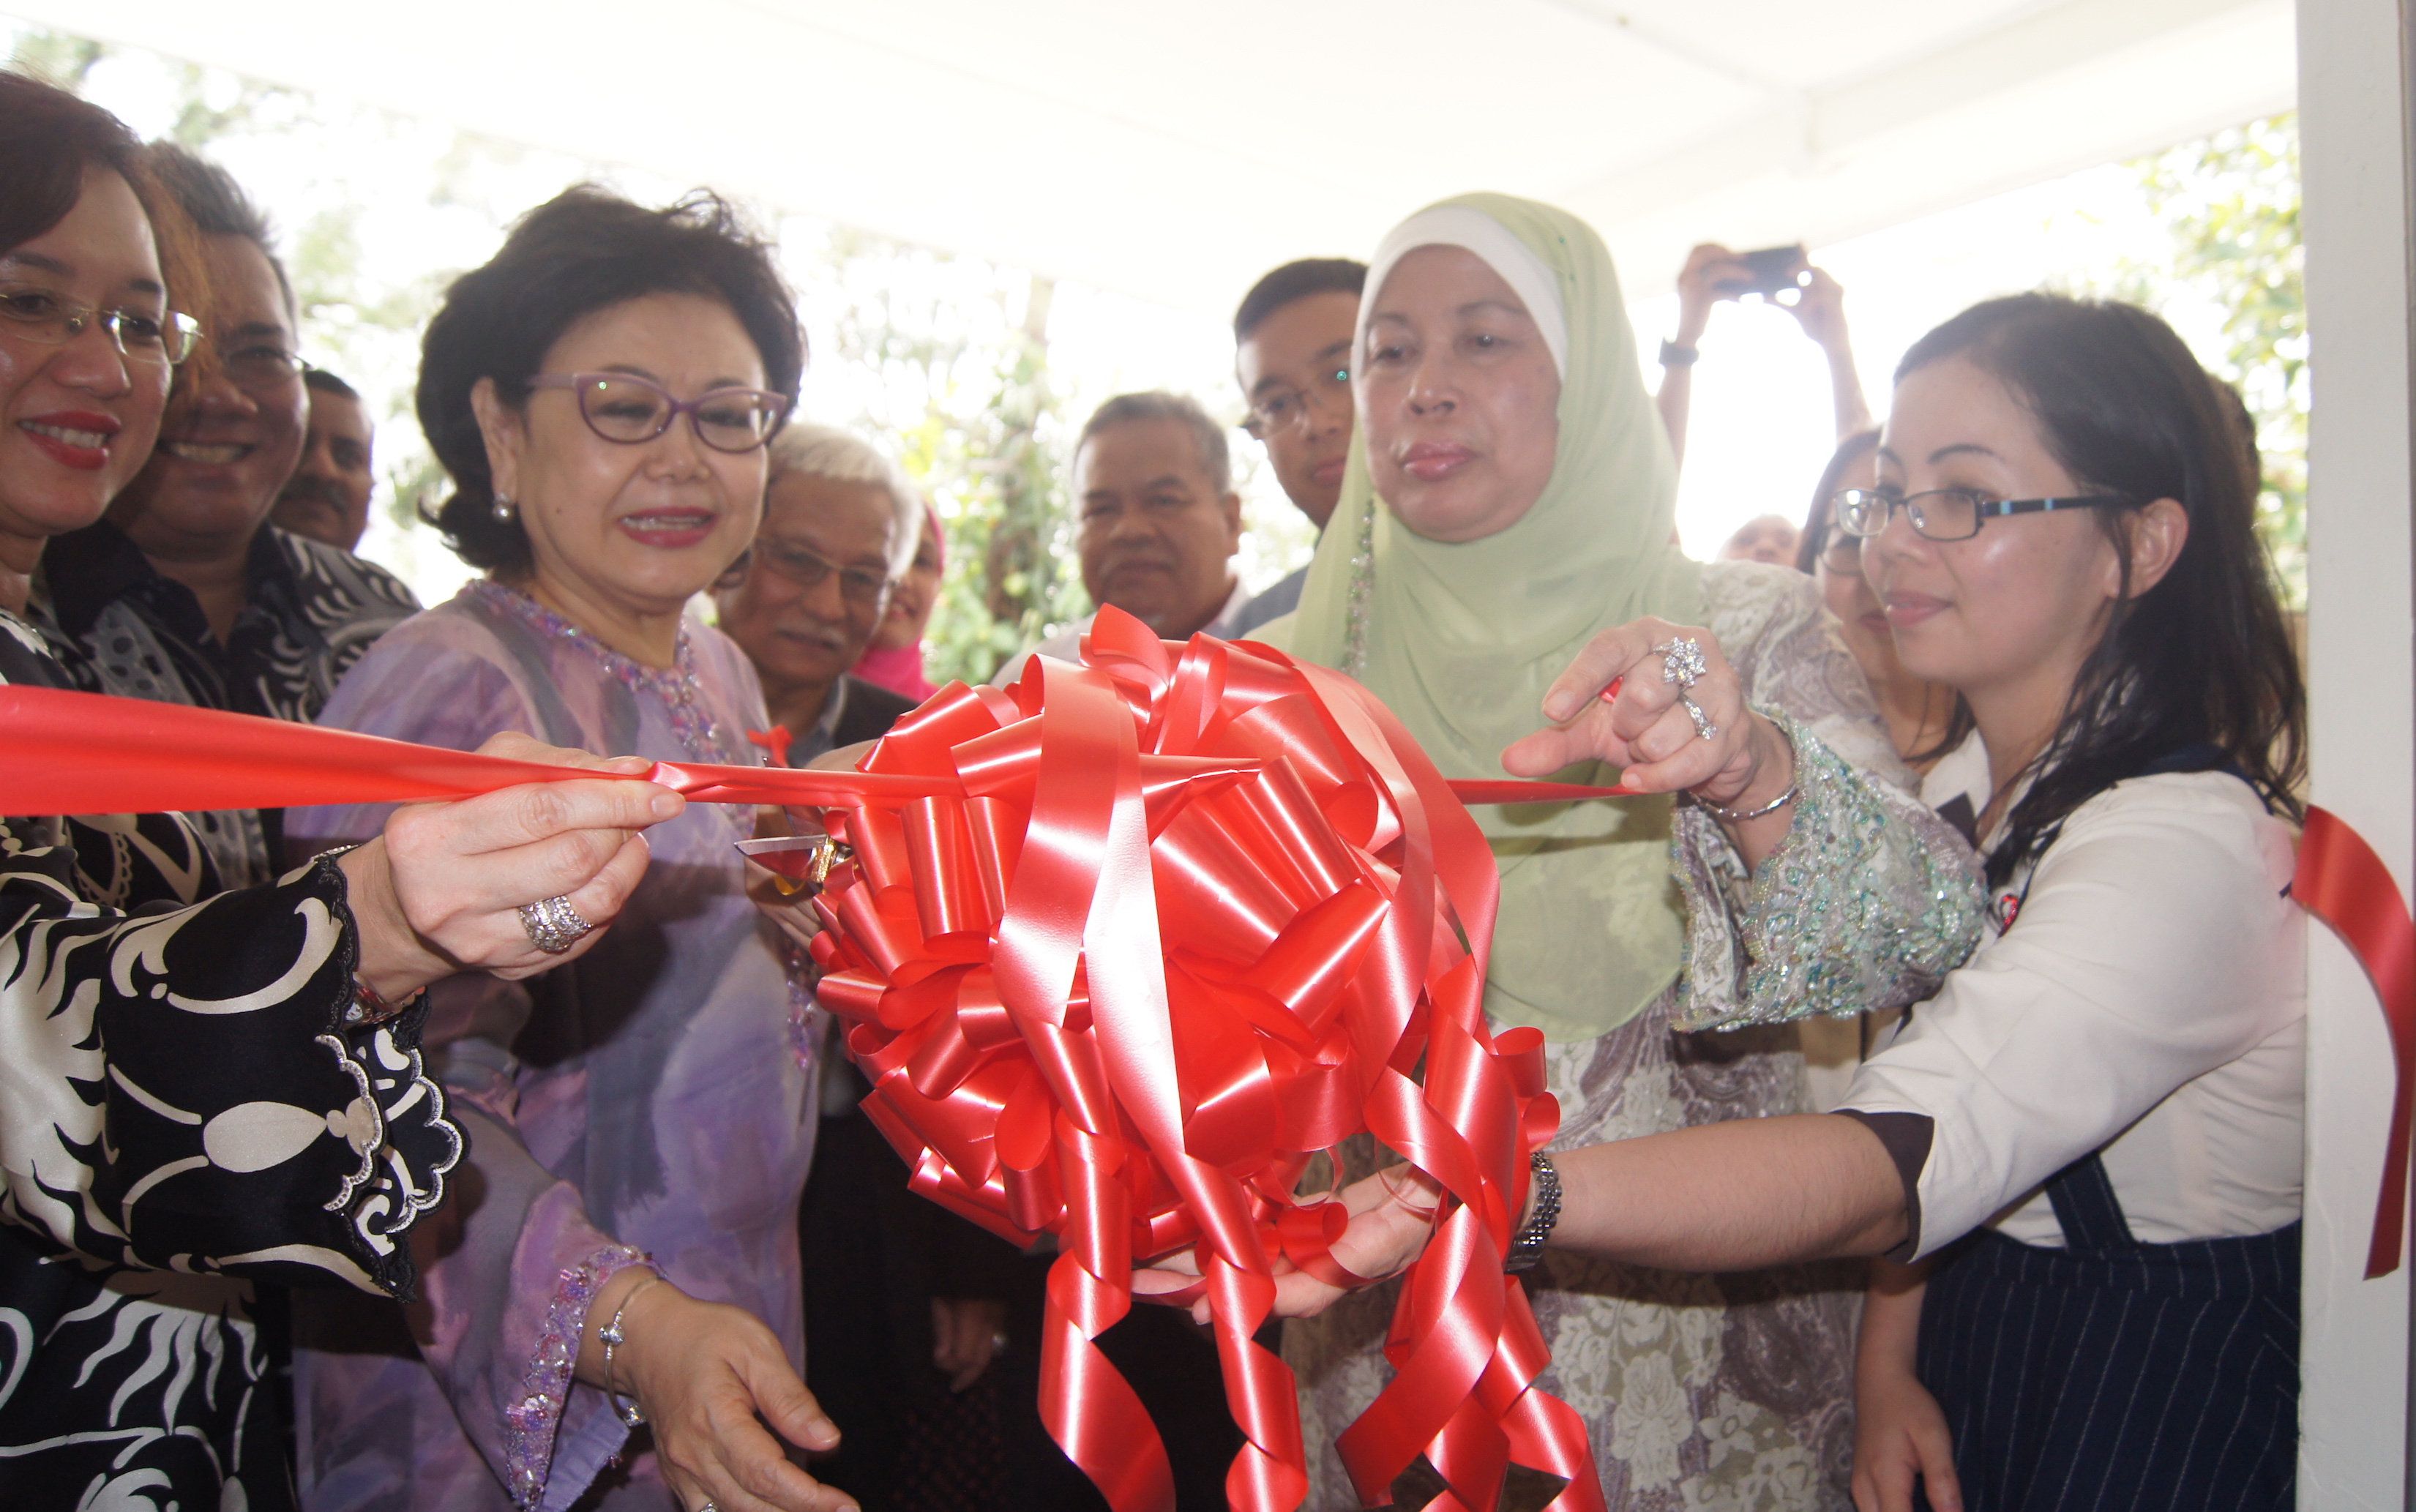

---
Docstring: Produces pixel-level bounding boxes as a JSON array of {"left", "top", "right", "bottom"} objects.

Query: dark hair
[
  {"left": 1894, "top": 293, "right": 2305, "bottom": 884},
  {"left": 1233, "top": 258, "right": 1367, "bottom": 343},
  {"left": 303, "top": 367, "right": 359, "bottom": 401},
  {"left": 141, "top": 142, "right": 291, "bottom": 313},
  {"left": 1795, "top": 427, "right": 1881, "bottom": 574},
  {"left": 1077, "top": 391, "right": 1231, "bottom": 496},
  {"left": 0, "top": 72, "right": 210, "bottom": 320},
  {"left": 416, "top": 185, "right": 804, "bottom": 573}
]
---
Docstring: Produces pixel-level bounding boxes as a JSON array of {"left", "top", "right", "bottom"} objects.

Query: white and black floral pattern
[{"left": 0, "top": 607, "right": 461, "bottom": 1511}]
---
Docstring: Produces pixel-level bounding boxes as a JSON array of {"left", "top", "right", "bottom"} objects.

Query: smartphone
[{"left": 1720, "top": 245, "right": 1806, "bottom": 298}]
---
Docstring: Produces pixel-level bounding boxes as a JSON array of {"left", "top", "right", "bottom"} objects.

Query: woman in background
[
  {"left": 1797, "top": 431, "right": 1959, "bottom": 782},
  {"left": 852, "top": 500, "right": 941, "bottom": 703},
  {"left": 290, "top": 186, "right": 853, "bottom": 1512}
]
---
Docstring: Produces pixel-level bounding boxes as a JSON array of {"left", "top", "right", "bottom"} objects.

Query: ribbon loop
[{"left": 804, "top": 607, "right": 1598, "bottom": 1512}]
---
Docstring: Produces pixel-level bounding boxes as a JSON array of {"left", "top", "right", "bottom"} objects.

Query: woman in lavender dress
[{"left": 288, "top": 188, "right": 853, "bottom": 1512}]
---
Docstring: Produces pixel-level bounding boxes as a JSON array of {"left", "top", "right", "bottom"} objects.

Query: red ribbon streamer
[
  {"left": 804, "top": 608, "right": 1604, "bottom": 1512},
  {"left": 2296, "top": 806, "right": 2416, "bottom": 1279},
  {"left": 0, "top": 685, "right": 1628, "bottom": 820}
]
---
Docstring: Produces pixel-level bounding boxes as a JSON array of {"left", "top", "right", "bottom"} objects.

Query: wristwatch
[
  {"left": 1658, "top": 338, "right": 1699, "bottom": 368},
  {"left": 1504, "top": 1150, "right": 1563, "bottom": 1272}
]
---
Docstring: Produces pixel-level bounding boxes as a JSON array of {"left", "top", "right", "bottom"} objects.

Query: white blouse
[{"left": 1841, "top": 757, "right": 2305, "bottom": 1257}]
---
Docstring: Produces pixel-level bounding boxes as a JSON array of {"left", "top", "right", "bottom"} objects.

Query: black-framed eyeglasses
[
  {"left": 528, "top": 372, "right": 790, "bottom": 453},
  {"left": 0, "top": 284, "right": 202, "bottom": 364},
  {"left": 753, "top": 536, "right": 895, "bottom": 607},
  {"left": 1833, "top": 487, "right": 2134, "bottom": 542},
  {"left": 1242, "top": 362, "right": 1352, "bottom": 438}
]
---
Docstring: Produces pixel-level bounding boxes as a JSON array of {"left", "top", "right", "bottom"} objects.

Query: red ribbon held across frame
[
  {"left": 2295, "top": 806, "right": 2416, "bottom": 1279},
  {"left": 0, "top": 607, "right": 1618, "bottom": 1511}
]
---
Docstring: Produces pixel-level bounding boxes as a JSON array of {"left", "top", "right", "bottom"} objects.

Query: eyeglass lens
[
  {"left": 576, "top": 375, "right": 782, "bottom": 452},
  {"left": 1836, "top": 489, "right": 1983, "bottom": 542},
  {"left": 221, "top": 345, "right": 307, "bottom": 393},
  {"left": 758, "top": 540, "right": 890, "bottom": 605},
  {"left": 0, "top": 285, "right": 200, "bottom": 364},
  {"left": 1250, "top": 364, "right": 1353, "bottom": 433}
]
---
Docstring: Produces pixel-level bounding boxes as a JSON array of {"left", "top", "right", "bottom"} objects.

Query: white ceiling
[{"left": 40, "top": 0, "right": 2297, "bottom": 316}]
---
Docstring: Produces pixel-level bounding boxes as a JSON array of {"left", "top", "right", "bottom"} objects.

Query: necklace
[
  {"left": 469, "top": 580, "right": 739, "bottom": 765},
  {"left": 1341, "top": 500, "right": 1377, "bottom": 680}
]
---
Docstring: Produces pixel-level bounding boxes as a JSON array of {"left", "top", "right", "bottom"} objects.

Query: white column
[{"left": 2297, "top": 1, "right": 2416, "bottom": 1505}]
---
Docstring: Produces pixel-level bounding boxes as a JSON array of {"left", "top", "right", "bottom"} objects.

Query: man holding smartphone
[{"left": 1653, "top": 242, "right": 1872, "bottom": 471}]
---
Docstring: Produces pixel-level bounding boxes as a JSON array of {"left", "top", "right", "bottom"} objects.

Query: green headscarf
[{"left": 1268, "top": 192, "right": 1701, "bottom": 1041}]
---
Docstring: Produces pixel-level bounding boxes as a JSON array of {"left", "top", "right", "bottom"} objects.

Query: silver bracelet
[
  {"left": 597, "top": 1271, "right": 664, "bottom": 1427},
  {"left": 1691, "top": 782, "right": 1800, "bottom": 823},
  {"left": 1505, "top": 1150, "right": 1562, "bottom": 1273},
  {"left": 1692, "top": 713, "right": 1800, "bottom": 823}
]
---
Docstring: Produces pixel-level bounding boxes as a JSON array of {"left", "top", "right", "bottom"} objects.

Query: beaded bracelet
[{"left": 1505, "top": 1150, "right": 1562, "bottom": 1273}]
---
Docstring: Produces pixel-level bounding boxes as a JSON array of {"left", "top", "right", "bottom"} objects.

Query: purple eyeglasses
[{"left": 526, "top": 372, "right": 790, "bottom": 453}]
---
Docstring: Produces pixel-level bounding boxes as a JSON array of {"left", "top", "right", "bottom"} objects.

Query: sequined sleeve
[{"left": 1671, "top": 561, "right": 1984, "bottom": 1033}]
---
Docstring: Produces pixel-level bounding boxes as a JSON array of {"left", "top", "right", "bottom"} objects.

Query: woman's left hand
[
  {"left": 1503, "top": 616, "right": 1789, "bottom": 813},
  {"left": 602, "top": 1279, "right": 854, "bottom": 1512}
]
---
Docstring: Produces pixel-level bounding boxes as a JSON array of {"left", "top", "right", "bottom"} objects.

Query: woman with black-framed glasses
[{"left": 288, "top": 187, "right": 861, "bottom": 1512}]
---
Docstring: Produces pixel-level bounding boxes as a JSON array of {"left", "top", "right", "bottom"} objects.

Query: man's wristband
[{"left": 1658, "top": 339, "right": 1700, "bottom": 368}]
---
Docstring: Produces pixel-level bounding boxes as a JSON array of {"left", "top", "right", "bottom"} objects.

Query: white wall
[{"left": 2297, "top": 1, "right": 2416, "bottom": 1505}]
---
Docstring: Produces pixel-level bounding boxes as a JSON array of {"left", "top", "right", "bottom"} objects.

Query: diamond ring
[
  {"left": 516, "top": 894, "right": 594, "bottom": 954},
  {"left": 1679, "top": 695, "right": 1718, "bottom": 741},
  {"left": 1653, "top": 637, "right": 1709, "bottom": 689}
]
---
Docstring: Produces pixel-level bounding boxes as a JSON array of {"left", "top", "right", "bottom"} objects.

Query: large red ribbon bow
[
  {"left": 801, "top": 608, "right": 1603, "bottom": 1512},
  {"left": 2296, "top": 806, "right": 2416, "bottom": 1279}
]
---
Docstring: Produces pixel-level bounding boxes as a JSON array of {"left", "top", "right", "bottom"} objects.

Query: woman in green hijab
[{"left": 1258, "top": 195, "right": 1981, "bottom": 1508}]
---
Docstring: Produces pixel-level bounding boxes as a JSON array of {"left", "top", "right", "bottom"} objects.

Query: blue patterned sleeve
[{"left": 1672, "top": 563, "right": 1985, "bottom": 1033}]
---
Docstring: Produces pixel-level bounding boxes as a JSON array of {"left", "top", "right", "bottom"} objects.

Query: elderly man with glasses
[
  {"left": 33, "top": 143, "right": 417, "bottom": 888},
  {"left": 714, "top": 422, "right": 924, "bottom": 763}
]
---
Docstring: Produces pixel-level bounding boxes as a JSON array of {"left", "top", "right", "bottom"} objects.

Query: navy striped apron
[
  {"left": 1912, "top": 746, "right": 2298, "bottom": 1511},
  {"left": 1913, "top": 1155, "right": 2299, "bottom": 1511}
]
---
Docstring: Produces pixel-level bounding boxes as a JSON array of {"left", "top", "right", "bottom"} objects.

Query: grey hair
[
  {"left": 1077, "top": 391, "right": 1231, "bottom": 495},
  {"left": 763, "top": 422, "right": 924, "bottom": 578}
]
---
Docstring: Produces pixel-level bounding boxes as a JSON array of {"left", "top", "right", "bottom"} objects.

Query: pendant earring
[{"left": 492, "top": 492, "right": 515, "bottom": 524}]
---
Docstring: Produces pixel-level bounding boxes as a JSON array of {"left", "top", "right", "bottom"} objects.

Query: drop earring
[{"left": 493, "top": 492, "right": 516, "bottom": 524}]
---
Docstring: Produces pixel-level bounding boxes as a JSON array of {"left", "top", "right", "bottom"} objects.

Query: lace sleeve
[{"left": 1672, "top": 561, "right": 1983, "bottom": 1032}]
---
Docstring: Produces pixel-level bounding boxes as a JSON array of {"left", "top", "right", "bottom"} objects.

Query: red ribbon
[
  {"left": 804, "top": 608, "right": 1604, "bottom": 1512},
  {"left": 2296, "top": 806, "right": 2416, "bottom": 1279},
  {"left": 2, "top": 619, "right": 1628, "bottom": 1511},
  {"left": 0, "top": 686, "right": 1629, "bottom": 821}
]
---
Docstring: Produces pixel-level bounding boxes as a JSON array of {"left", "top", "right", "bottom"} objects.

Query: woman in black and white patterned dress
[{"left": 0, "top": 75, "right": 679, "bottom": 1512}]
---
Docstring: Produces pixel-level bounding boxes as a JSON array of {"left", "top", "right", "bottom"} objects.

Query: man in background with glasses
[
  {"left": 1224, "top": 257, "right": 1364, "bottom": 637},
  {"left": 713, "top": 422, "right": 922, "bottom": 764},
  {"left": 34, "top": 145, "right": 419, "bottom": 888}
]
